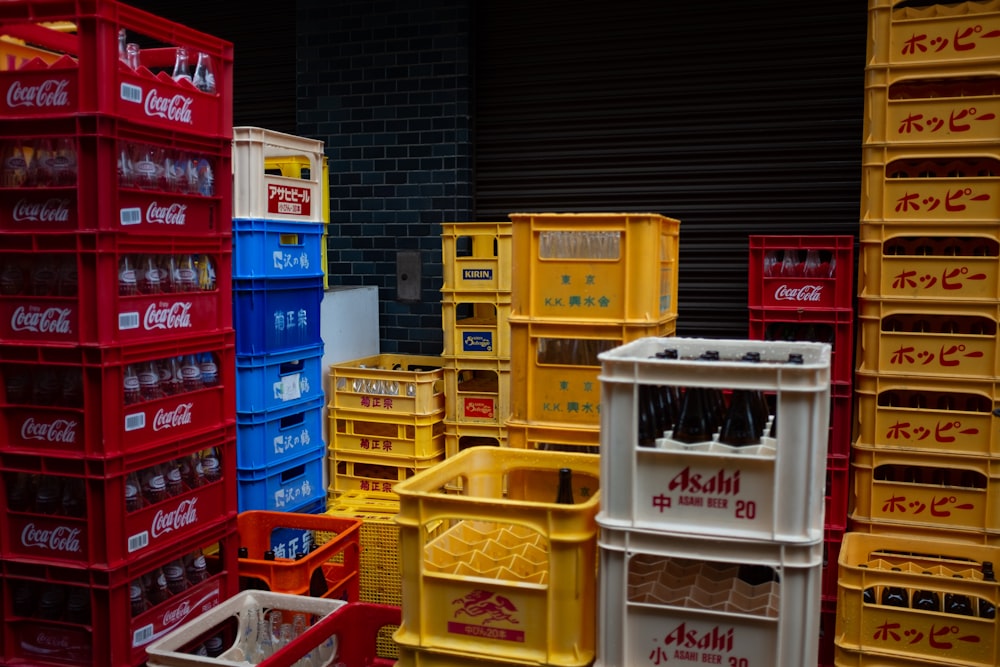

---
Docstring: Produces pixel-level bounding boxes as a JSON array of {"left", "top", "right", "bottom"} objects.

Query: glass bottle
[
  {"left": 911, "top": 572, "right": 940, "bottom": 611},
  {"left": 637, "top": 384, "right": 658, "bottom": 447},
  {"left": 193, "top": 52, "right": 216, "bottom": 93},
  {"left": 718, "top": 389, "right": 761, "bottom": 447},
  {"left": 671, "top": 386, "right": 712, "bottom": 444},
  {"left": 881, "top": 568, "right": 909, "bottom": 607},
  {"left": 555, "top": 468, "right": 574, "bottom": 504},
  {"left": 172, "top": 46, "right": 192, "bottom": 83}
]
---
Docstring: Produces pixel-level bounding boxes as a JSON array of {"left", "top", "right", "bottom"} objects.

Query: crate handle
[
  {"left": 279, "top": 463, "right": 307, "bottom": 483},
  {"left": 279, "top": 411, "right": 306, "bottom": 431},
  {"left": 279, "top": 358, "right": 306, "bottom": 375},
  {"left": 278, "top": 233, "right": 302, "bottom": 247}
]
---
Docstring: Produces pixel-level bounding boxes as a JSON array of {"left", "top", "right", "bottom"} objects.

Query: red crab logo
[{"left": 453, "top": 589, "right": 519, "bottom": 625}]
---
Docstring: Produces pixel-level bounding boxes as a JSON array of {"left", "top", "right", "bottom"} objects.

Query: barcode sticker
[
  {"left": 119, "top": 312, "right": 139, "bottom": 330},
  {"left": 125, "top": 412, "right": 145, "bottom": 432},
  {"left": 132, "top": 624, "right": 154, "bottom": 647},
  {"left": 120, "top": 83, "right": 142, "bottom": 104},
  {"left": 120, "top": 207, "right": 142, "bottom": 226},
  {"left": 128, "top": 531, "right": 149, "bottom": 553}
]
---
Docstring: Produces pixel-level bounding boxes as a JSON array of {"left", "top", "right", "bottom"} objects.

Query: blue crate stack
[{"left": 232, "top": 127, "right": 328, "bottom": 522}]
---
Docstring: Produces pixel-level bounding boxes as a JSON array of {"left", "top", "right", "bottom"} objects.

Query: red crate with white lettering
[
  {"left": 0, "top": 0, "right": 232, "bottom": 139},
  {"left": 857, "top": 297, "right": 1000, "bottom": 381},
  {"left": 748, "top": 235, "right": 854, "bottom": 311},
  {"left": 232, "top": 127, "right": 325, "bottom": 223},
  {"left": 0, "top": 333, "right": 235, "bottom": 459},
  {"left": 0, "top": 232, "right": 231, "bottom": 347},
  {"left": 0, "top": 427, "right": 234, "bottom": 570},
  {"left": 828, "top": 380, "right": 853, "bottom": 460},
  {"left": 597, "top": 521, "right": 823, "bottom": 667},
  {"left": 748, "top": 307, "right": 855, "bottom": 386},
  {"left": 836, "top": 531, "right": 1000, "bottom": 666},
  {"left": 1, "top": 519, "right": 238, "bottom": 667},
  {"left": 0, "top": 115, "right": 230, "bottom": 236}
]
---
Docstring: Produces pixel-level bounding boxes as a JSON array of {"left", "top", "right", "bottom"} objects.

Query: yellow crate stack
[
  {"left": 506, "top": 212, "right": 680, "bottom": 454},
  {"left": 440, "top": 222, "right": 513, "bottom": 456},
  {"left": 841, "top": 2, "right": 1000, "bottom": 666}
]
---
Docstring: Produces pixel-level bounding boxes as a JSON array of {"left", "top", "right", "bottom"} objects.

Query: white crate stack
[{"left": 596, "top": 337, "right": 831, "bottom": 667}]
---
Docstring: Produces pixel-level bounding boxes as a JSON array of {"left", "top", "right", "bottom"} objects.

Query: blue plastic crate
[
  {"left": 236, "top": 395, "right": 326, "bottom": 469},
  {"left": 237, "top": 445, "right": 325, "bottom": 513},
  {"left": 233, "top": 218, "right": 326, "bottom": 280},
  {"left": 233, "top": 276, "right": 324, "bottom": 355},
  {"left": 237, "top": 342, "right": 325, "bottom": 414},
  {"left": 266, "top": 496, "right": 328, "bottom": 559}
]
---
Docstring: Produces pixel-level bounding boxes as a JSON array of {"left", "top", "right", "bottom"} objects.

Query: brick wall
[{"left": 296, "top": 0, "right": 473, "bottom": 354}]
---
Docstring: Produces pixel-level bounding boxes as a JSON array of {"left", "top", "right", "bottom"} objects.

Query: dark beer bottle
[
  {"left": 911, "top": 572, "right": 940, "bottom": 611},
  {"left": 881, "top": 568, "right": 909, "bottom": 607},
  {"left": 637, "top": 384, "right": 658, "bottom": 447},
  {"left": 555, "top": 468, "right": 574, "bottom": 504},
  {"left": 671, "top": 386, "right": 713, "bottom": 444},
  {"left": 718, "top": 389, "right": 761, "bottom": 447}
]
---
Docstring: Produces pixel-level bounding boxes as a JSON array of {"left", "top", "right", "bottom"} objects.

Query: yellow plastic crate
[
  {"left": 854, "top": 370, "right": 1000, "bottom": 458},
  {"left": 861, "top": 144, "right": 1000, "bottom": 225},
  {"left": 440, "top": 295, "right": 512, "bottom": 359},
  {"left": 324, "top": 501, "right": 403, "bottom": 607},
  {"left": 265, "top": 154, "right": 330, "bottom": 287},
  {"left": 329, "top": 354, "right": 445, "bottom": 416},
  {"left": 505, "top": 418, "right": 600, "bottom": 454},
  {"left": 859, "top": 223, "right": 1000, "bottom": 302},
  {"left": 328, "top": 449, "right": 444, "bottom": 497},
  {"left": 393, "top": 447, "right": 600, "bottom": 666},
  {"left": 508, "top": 316, "right": 676, "bottom": 428},
  {"left": 509, "top": 212, "right": 680, "bottom": 324},
  {"left": 442, "top": 360, "right": 510, "bottom": 427},
  {"left": 443, "top": 421, "right": 507, "bottom": 459},
  {"left": 868, "top": 0, "right": 1000, "bottom": 68},
  {"left": 848, "top": 513, "right": 1000, "bottom": 547},
  {"left": 851, "top": 447, "right": 1000, "bottom": 536},
  {"left": 836, "top": 532, "right": 1000, "bottom": 666},
  {"left": 441, "top": 222, "right": 512, "bottom": 292},
  {"left": 856, "top": 298, "right": 1000, "bottom": 380},
  {"left": 329, "top": 408, "right": 446, "bottom": 459}
]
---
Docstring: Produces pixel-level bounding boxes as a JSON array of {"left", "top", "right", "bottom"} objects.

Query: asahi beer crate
[{"left": 232, "top": 127, "right": 324, "bottom": 223}]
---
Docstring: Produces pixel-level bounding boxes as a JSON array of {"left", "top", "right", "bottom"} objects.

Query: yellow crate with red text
[
  {"left": 442, "top": 358, "right": 510, "bottom": 427},
  {"left": 328, "top": 354, "right": 445, "bottom": 417},
  {"left": 505, "top": 418, "right": 600, "bottom": 455},
  {"left": 327, "top": 448, "right": 444, "bottom": 498},
  {"left": 868, "top": 0, "right": 1000, "bottom": 68},
  {"left": 328, "top": 407, "right": 446, "bottom": 459}
]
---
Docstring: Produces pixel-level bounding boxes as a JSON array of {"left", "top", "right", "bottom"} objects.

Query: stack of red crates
[
  {"left": 0, "top": 2, "right": 237, "bottom": 665},
  {"left": 747, "top": 234, "right": 855, "bottom": 667}
]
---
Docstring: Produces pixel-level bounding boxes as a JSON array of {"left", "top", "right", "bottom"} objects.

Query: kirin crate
[
  {"left": 232, "top": 126, "right": 325, "bottom": 223},
  {"left": 236, "top": 342, "right": 325, "bottom": 415},
  {"left": 0, "top": 426, "right": 235, "bottom": 570},
  {"left": 0, "top": 333, "right": 234, "bottom": 459},
  {"left": 1, "top": 518, "right": 238, "bottom": 667},
  {"left": 236, "top": 510, "right": 360, "bottom": 600},
  {"left": 597, "top": 337, "right": 831, "bottom": 544},
  {"left": 232, "top": 218, "right": 325, "bottom": 281},
  {"left": 851, "top": 447, "right": 1000, "bottom": 538},
  {"left": 440, "top": 294, "right": 512, "bottom": 359},
  {"left": 393, "top": 447, "right": 600, "bottom": 666},
  {"left": 856, "top": 298, "right": 1000, "bottom": 380},
  {"left": 0, "top": 231, "right": 231, "bottom": 347},
  {"left": 330, "top": 407, "right": 446, "bottom": 459},
  {"left": 508, "top": 212, "right": 680, "bottom": 324},
  {"left": 443, "top": 359, "right": 510, "bottom": 427},
  {"left": 235, "top": 394, "right": 325, "bottom": 469},
  {"left": 0, "top": 115, "right": 231, "bottom": 236},
  {"left": 441, "top": 221, "right": 512, "bottom": 293},
  {"left": 859, "top": 222, "right": 1000, "bottom": 302},
  {"left": 747, "top": 235, "right": 854, "bottom": 311},
  {"left": 329, "top": 354, "right": 445, "bottom": 416},
  {"left": 509, "top": 316, "right": 677, "bottom": 429},
  {"left": 861, "top": 145, "right": 1000, "bottom": 225},
  {"left": 868, "top": 0, "right": 1000, "bottom": 68},
  {"left": 236, "top": 445, "right": 325, "bottom": 514},
  {"left": 836, "top": 531, "right": 1000, "bottom": 666},
  {"left": 597, "top": 522, "right": 823, "bottom": 667},
  {"left": 0, "top": 0, "right": 233, "bottom": 139},
  {"left": 854, "top": 370, "right": 1000, "bottom": 458}
]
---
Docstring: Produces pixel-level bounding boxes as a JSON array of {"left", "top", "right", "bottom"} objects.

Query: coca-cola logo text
[
  {"left": 144, "top": 89, "right": 193, "bottom": 124},
  {"left": 20, "top": 417, "right": 78, "bottom": 444},
  {"left": 152, "top": 403, "right": 194, "bottom": 431},
  {"left": 29, "top": 631, "right": 72, "bottom": 651},
  {"left": 12, "top": 198, "right": 72, "bottom": 223},
  {"left": 10, "top": 306, "right": 72, "bottom": 335},
  {"left": 773, "top": 284, "right": 822, "bottom": 302},
  {"left": 143, "top": 302, "right": 193, "bottom": 330},
  {"left": 21, "top": 523, "right": 82, "bottom": 553},
  {"left": 151, "top": 498, "right": 199, "bottom": 538},
  {"left": 146, "top": 202, "right": 187, "bottom": 225},
  {"left": 161, "top": 600, "right": 193, "bottom": 627},
  {"left": 6, "top": 79, "right": 70, "bottom": 109}
]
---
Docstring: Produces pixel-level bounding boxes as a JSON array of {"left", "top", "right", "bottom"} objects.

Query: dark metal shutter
[{"left": 473, "top": 1, "right": 867, "bottom": 337}]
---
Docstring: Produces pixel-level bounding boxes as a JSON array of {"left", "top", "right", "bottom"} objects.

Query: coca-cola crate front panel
[
  {"left": 0, "top": 115, "right": 231, "bottom": 236},
  {"left": 0, "top": 429, "right": 235, "bottom": 570},
  {"left": 0, "top": 334, "right": 235, "bottom": 459},
  {"left": 748, "top": 307, "right": 855, "bottom": 385},
  {"left": 0, "top": 2, "right": 232, "bottom": 138},
  {"left": 747, "top": 235, "right": 854, "bottom": 311},
  {"left": 0, "top": 232, "right": 231, "bottom": 346},
  {"left": 868, "top": 0, "right": 1000, "bottom": 68},
  {"left": 1, "top": 521, "right": 238, "bottom": 667}
]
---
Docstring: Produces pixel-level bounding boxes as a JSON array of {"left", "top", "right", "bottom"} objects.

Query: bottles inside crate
[
  {"left": 882, "top": 235, "right": 1000, "bottom": 258},
  {"left": 127, "top": 545, "right": 221, "bottom": 618},
  {"left": 5, "top": 471, "right": 86, "bottom": 517},
  {"left": 224, "top": 605, "right": 336, "bottom": 664},
  {"left": 125, "top": 446, "right": 223, "bottom": 513},
  {"left": 880, "top": 313, "right": 997, "bottom": 336},
  {"left": 889, "top": 76, "right": 1000, "bottom": 101},
  {"left": 3, "top": 364, "right": 83, "bottom": 407},
  {"left": 763, "top": 321, "right": 836, "bottom": 344},
  {"left": 535, "top": 337, "right": 619, "bottom": 366},
  {"left": 1, "top": 254, "right": 79, "bottom": 297},
  {"left": 886, "top": 155, "right": 1000, "bottom": 180},
  {"left": 873, "top": 463, "right": 988, "bottom": 489},
  {"left": 121, "top": 350, "right": 220, "bottom": 406},
  {"left": 1, "top": 137, "right": 77, "bottom": 188},
  {"left": 860, "top": 565, "right": 997, "bottom": 619},
  {"left": 117, "top": 252, "right": 216, "bottom": 295},
  {"left": 116, "top": 29, "right": 217, "bottom": 95},
  {"left": 877, "top": 388, "right": 992, "bottom": 414},
  {"left": 538, "top": 230, "right": 621, "bottom": 259},
  {"left": 118, "top": 140, "right": 214, "bottom": 196},
  {"left": 762, "top": 247, "right": 836, "bottom": 278}
]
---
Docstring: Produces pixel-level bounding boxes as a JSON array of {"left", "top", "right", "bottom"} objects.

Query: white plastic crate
[
  {"left": 232, "top": 127, "right": 325, "bottom": 223},
  {"left": 597, "top": 521, "right": 823, "bottom": 667},
  {"left": 597, "top": 337, "right": 831, "bottom": 543}
]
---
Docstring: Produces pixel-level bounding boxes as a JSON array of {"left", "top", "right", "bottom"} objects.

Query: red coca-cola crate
[
  {"left": 822, "top": 529, "right": 843, "bottom": 605},
  {"left": 828, "top": 379, "right": 852, "bottom": 460},
  {"left": 0, "top": 427, "right": 235, "bottom": 570},
  {"left": 1, "top": 518, "right": 237, "bottom": 667},
  {"left": 748, "top": 307, "right": 855, "bottom": 385},
  {"left": 0, "top": 0, "right": 232, "bottom": 140},
  {"left": 0, "top": 231, "right": 232, "bottom": 346},
  {"left": 0, "top": 114, "right": 230, "bottom": 236},
  {"left": 748, "top": 235, "right": 855, "bottom": 311},
  {"left": 826, "top": 452, "right": 849, "bottom": 533},
  {"left": 0, "top": 333, "right": 235, "bottom": 459}
]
